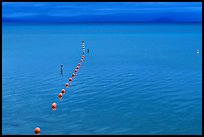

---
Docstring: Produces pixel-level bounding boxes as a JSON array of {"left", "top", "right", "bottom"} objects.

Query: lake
[{"left": 2, "top": 23, "right": 202, "bottom": 135}]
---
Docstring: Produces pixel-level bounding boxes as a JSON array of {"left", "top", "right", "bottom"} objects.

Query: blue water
[{"left": 2, "top": 23, "right": 202, "bottom": 135}]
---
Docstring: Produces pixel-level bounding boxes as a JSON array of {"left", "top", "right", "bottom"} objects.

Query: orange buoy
[
  {"left": 52, "top": 102, "right": 57, "bottom": 110},
  {"left": 74, "top": 69, "right": 78, "bottom": 72},
  {"left": 82, "top": 55, "right": 85, "bottom": 58},
  {"left": 80, "top": 59, "right": 83, "bottom": 62},
  {"left": 58, "top": 93, "right": 63, "bottom": 98},
  {"left": 61, "top": 89, "right": 66, "bottom": 94},
  {"left": 76, "top": 66, "right": 80, "bottom": 69},
  {"left": 72, "top": 73, "right": 75, "bottom": 77},
  {"left": 34, "top": 127, "right": 40, "bottom": 134},
  {"left": 65, "top": 83, "right": 69, "bottom": 87},
  {"left": 78, "top": 63, "right": 81, "bottom": 66},
  {"left": 69, "top": 78, "right": 72, "bottom": 82}
]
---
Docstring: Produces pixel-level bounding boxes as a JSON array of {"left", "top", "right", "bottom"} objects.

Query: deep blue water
[{"left": 2, "top": 23, "right": 202, "bottom": 135}]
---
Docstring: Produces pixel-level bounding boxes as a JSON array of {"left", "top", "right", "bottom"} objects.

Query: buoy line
[{"left": 34, "top": 40, "right": 86, "bottom": 135}]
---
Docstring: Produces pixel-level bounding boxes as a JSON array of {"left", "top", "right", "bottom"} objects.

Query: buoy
[
  {"left": 65, "top": 83, "right": 69, "bottom": 87},
  {"left": 52, "top": 102, "right": 57, "bottom": 110},
  {"left": 69, "top": 78, "right": 72, "bottom": 82},
  {"left": 78, "top": 63, "right": 81, "bottom": 66},
  {"left": 80, "top": 59, "right": 83, "bottom": 62},
  {"left": 74, "top": 69, "right": 78, "bottom": 72},
  {"left": 34, "top": 127, "right": 40, "bottom": 135},
  {"left": 58, "top": 93, "right": 63, "bottom": 98},
  {"left": 82, "top": 41, "right": 85, "bottom": 54},
  {"left": 72, "top": 73, "right": 75, "bottom": 77},
  {"left": 61, "top": 89, "right": 66, "bottom": 94},
  {"left": 76, "top": 66, "right": 80, "bottom": 69}
]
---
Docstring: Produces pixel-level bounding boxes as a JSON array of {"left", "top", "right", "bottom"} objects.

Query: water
[{"left": 2, "top": 23, "right": 202, "bottom": 135}]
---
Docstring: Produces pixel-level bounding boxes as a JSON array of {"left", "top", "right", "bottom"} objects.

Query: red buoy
[
  {"left": 80, "top": 59, "right": 83, "bottom": 62},
  {"left": 52, "top": 103, "right": 57, "bottom": 110},
  {"left": 74, "top": 69, "right": 78, "bottom": 72},
  {"left": 65, "top": 83, "right": 69, "bottom": 87},
  {"left": 72, "top": 73, "right": 75, "bottom": 77},
  {"left": 34, "top": 127, "right": 40, "bottom": 135},
  {"left": 58, "top": 93, "right": 63, "bottom": 98},
  {"left": 78, "top": 63, "right": 81, "bottom": 66},
  {"left": 76, "top": 66, "right": 80, "bottom": 69},
  {"left": 69, "top": 78, "right": 72, "bottom": 82},
  {"left": 61, "top": 89, "right": 66, "bottom": 94}
]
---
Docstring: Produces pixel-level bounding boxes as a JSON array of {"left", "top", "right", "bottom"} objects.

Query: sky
[{"left": 2, "top": 2, "right": 202, "bottom": 23}]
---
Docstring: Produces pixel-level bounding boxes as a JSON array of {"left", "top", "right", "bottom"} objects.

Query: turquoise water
[{"left": 2, "top": 23, "right": 202, "bottom": 135}]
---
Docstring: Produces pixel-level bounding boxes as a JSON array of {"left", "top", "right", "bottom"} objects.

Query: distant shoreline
[{"left": 2, "top": 22, "right": 202, "bottom": 25}]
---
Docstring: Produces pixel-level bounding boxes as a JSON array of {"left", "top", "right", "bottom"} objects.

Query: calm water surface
[{"left": 2, "top": 23, "right": 202, "bottom": 135}]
